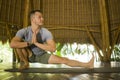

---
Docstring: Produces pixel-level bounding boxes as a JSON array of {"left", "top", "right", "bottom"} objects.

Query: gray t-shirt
[{"left": 15, "top": 26, "right": 53, "bottom": 55}]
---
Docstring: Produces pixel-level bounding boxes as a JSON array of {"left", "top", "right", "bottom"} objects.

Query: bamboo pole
[
  {"left": 7, "top": 0, "right": 11, "bottom": 22},
  {"left": 62, "top": 0, "right": 64, "bottom": 25},
  {"left": 53, "top": 0, "right": 55, "bottom": 25},
  {"left": 110, "top": 26, "right": 120, "bottom": 58},
  {"left": 18, "top": 0, "right": 21, "bottom": 25},
  {"left": 0, "top": 21, "right": 22, "bottom": 27},
  {"left": 20, "top": 0, "right": 22, "bottom": 25},
  {"left": 23, "top": 0, "right": 30, "bottom": 27},
  {"left": 42, "top": 0, "right": 45, "bottom": 22},
  {"left": 91, "top": 0, "right": 94, "bottom": 24},
  {"left": 72, "top": 0, "right": 74, "bottom": 26},
  {"left": 40, "top": 0, "right": 43, "bottom": 12},
  {"left": 48, "top": 0, "right": 50, "bottom": 25},
  {"left": 0, "top": 22, "right": 100, "bottom": 33},
  {"left": 0, "top": 0, "right": 3, "bottom": 12},
  {"left": 76, "top": 0, "right": 79, "bottom": 25},
  {"left": 58, "top": 0, "right": 60, "bottom": 25},
  {"left": 99, "top": 0, "right": 110, "bottom": 61},
  {"left": 30, "top": 0, "right": 34, "bottom": 10},
  {"left": 1, "top": 0, "right": 7, "bottom": 22},
  {"left": 12, "top": 0, "right": 17, "bottom": 24},
  {"left": 5, "top": 24, "right": 12, "bottom": 40},
  {"left": 85, "top": 26, "right": 102, "bottom": 60},
  {"left": 46, "top": 25, "right": 100, "bottom": 33}
]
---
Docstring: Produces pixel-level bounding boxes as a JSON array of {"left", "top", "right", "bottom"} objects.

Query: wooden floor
[{"left": 0, "top": 62, "right": 120, "bottom": 80}]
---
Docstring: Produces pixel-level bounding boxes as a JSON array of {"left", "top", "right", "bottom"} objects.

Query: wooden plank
[{"left": 4, "top": 67, "right": 120, "bottom": 73}]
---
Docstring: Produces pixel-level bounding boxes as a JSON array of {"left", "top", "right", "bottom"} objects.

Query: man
[{"left": 10, "top": 10, "right": 94, "bottom": 70}]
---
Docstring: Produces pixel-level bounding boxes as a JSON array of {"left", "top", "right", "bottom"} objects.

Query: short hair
[{"left": 29, "top": 10, "right": 42, "bottom": 20}]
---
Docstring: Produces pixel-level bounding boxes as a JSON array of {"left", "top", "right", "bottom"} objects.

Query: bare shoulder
[
  {"left": 11, "top": 36, "right": 22, "bottom": 42},
  {"left": 46, "top": 39, "right": 55, "bottom": 44}
]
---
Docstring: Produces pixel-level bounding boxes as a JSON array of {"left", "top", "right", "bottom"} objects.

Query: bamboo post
[
  {"left": 40, "top": 0, "right": 43, "bottom": 12},
  {"left": 85, "top": 26, "right": 102, "bottom": 60},
  {"left": 30, "top": 0, "right": 34, "bottom": 10},
  {"left": 12, "top": 0, "right": 16, "bottom": 23},
  {"left": 48, "top": 0, "right": 50, "bottom": 25},
  {"left": 110, "top": 26, "right": 120, "bottom": 58},
  {"left": 63, "top": 0, "right": 64, "bottom": 25},
  {"left": 99, "top": 0, "right": 110, "bottom": 61},
  {"left": 23, "top": 0, "right": 30, "bottom": 27},
  {"left": 0, "top": 0, "right": 3, "bottom": 12}
]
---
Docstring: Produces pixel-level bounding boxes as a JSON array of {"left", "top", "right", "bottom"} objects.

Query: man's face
[{"left": 32, "top": 12, "right": 44, "bottom": 26}]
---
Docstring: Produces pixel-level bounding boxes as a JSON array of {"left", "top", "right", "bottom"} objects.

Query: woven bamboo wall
[
  {"left": 108, "top": 0, "right": 120, "bottom": 44},
  {"left": 0, "top": 0, "right": 120, "bottom": 47},
  {"left": 42, "top": 0, "right": 101, "bottom": 46}
]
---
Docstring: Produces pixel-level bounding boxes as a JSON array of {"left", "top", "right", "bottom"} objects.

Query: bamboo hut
[
  {"left": 0, "top": 0, "right": 120, "bottom": 62},
  {"left": 0, "top": 0, "right": 120, "bottom": 80}
]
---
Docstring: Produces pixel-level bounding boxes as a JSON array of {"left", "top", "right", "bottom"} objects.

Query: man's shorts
[{"left": 28, "top": 53, "right": 51, "bottom": 64}]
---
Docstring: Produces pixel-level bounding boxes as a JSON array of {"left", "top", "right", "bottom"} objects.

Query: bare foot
[{"left": 19, "top": 61, "right": 29, "bottom": 70}]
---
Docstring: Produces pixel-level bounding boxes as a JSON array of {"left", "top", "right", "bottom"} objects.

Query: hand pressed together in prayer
[{"left": 31, "top": 32, "right": 37, "bottom": 44}]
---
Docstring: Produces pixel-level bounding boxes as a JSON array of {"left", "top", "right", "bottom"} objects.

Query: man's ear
[
  {"left": 31, "top": 15, "right": 35, "bottom": 22},
  {"left": 31, "top": 18, "right": 35, "bottom": 22}
]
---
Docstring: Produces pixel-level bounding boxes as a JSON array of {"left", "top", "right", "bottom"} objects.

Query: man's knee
[
  {"left": 48, "top": 54, "right": 70, "bottom": 64},
  {"left": 15, "top": 48, "right": 22, "bottom": 52},
  {"left": 15, "top": 48, "right": 27, "bottom": 54},
  {"left": 62, "top": 57, "right": 69, "bottom": 64},
  {"left": 16, "top": 48, "right": 27, "bottom": 51}
]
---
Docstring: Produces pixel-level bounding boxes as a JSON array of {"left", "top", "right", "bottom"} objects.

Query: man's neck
[{"left": 31, "top": 24, "right": 41, "bottom": 33}]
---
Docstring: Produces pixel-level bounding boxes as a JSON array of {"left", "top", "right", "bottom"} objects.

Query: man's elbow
[
  {"left": 51, "top": 47, "right": 56, "bottom": 52},
  {"left": 10, "top": 42, "right": 16, "bottom": 48}
]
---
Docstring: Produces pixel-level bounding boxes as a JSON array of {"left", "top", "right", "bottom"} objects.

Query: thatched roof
[{"left": 0, "top": 0, "right": 120, "bottom": 46}]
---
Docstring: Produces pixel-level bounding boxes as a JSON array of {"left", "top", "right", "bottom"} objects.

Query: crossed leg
[
  {"left": 48, "top": 54, "right": 94, "bottom": 68},
  {"left": 16, "top": 48, "right": 94, "bottom": 69},
  {"left": 16, "top": 48, "right": 31, "bottom": 70}
]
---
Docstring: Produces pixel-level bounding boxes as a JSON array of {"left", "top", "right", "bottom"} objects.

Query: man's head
[{"left": 29, "top": 10, "right": 44, "bottom": 26}]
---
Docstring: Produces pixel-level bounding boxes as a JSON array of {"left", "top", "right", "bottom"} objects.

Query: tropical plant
[{"left": 111, "top": 44, "right": 120, "bottom": 61}]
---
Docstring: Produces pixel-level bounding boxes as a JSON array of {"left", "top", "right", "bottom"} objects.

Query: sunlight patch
[{"left": 0, "top": 41, "right": 12, "bottom": 63}]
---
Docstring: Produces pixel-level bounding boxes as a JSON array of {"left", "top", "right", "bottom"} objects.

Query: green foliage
[
  {"left": 54, "top": 43, "right": 95, "bottom": 57},
  {"left": 111, "top": 45, "right": 120, "bottom": 61},
  {"left": 55, "top": 43, "right": 64, "bottom": 56}
]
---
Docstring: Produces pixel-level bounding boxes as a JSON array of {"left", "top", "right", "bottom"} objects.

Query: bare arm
[
  {"left": 32, "top": 32, "right": 56, "bottom": 52},
  {"left": 34, "top": 39, "right": 56, "bottom": 52},
  {"left": 10, "top": 36, "right": 28, "bottom": 48}
]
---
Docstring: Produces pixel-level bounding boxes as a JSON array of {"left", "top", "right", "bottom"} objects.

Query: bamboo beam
[
  {"left": 20, "top": 0, "right": 22, "bottom": 25},
  {"left": 7, "top": 0, "right": 11, "bottom": 22},
  {"left": 46, "top": 26, "right": 100, "bottom": 33},
  {"left": 5, "top": 24, "right": 12, "bottom": 40},
  {"left": 85, "top": 26, "right": 102, "bottom": 60},
  {"left": 57, "top": 0, "right": 59, "bottom": 25},
  {"left": 0, "top": 21, "right": 22, "bottom": 27},
  {"left": 109, "top": 26, "right": 120, "bottom": 58},
  {"left": 40, "top": 0, "right": 43, "bottom": 12},
  {"left": 76, "top": 0, "right": 79, "bottom": 25},
  {"left": 99, "top": 0, "right": 110, "bottom": 61},
  {"left": 62, "top": 0, "right": 64, "bottom": 25},
  {"left": 23, "top": 0, "right": 30, "bottom": 27},
  {"left": 0, "top": 0, "right": 3, "bottom": 12},
  {"left": 30, "top": 0, "right": 34, "bottom": 10},
  {"left": 18, "top": 0, "right": 21, "bottom": 25},
  {"left": 12, "top": 0, "right": 17, "bottom": 23}
]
